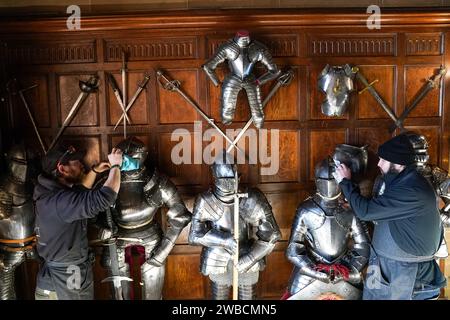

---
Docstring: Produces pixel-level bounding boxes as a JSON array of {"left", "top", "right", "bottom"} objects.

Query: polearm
[
  {"left": 353, "top": 66, "right": 400, "bottom": 126},
  {"left": 232, "top": 166, "right": 248, "bottom": 300},
  {"left": 156, "top": 70, "right": 245, "bottom": 155},
  {"left": 226, "top": 68, "right": 295, "bottom": 153},
  {"left": 388, "top": 66, "right": 447, "bottom": 133},
  {"left": 113, "top": 74, "right": 150, "bottom": 130},
  {"left": 47, "top": 76, "right": 99, "bottom": 152}
]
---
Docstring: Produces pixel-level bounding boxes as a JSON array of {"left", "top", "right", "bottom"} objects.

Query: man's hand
[
  {"left": 92, "top": 161, "right": 111, "bottom": 173},
  {"left": 222, "top": 236, "right": 238, "bottom": 256},
  {"left": 236, "top": 254, "right": 255, "bottom": 273},
  {"left": 333, "top": 163, "right": 352, "bottom": 183},
  {"left": 108, "top": 148, "right": 123, "bottom": 167}
]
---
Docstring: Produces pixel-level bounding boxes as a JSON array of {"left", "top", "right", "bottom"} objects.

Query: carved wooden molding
[
  {"left": 207, "top": 34, "right": 298, "bottom": 57},
  {"left": 1, "top": 11, "right": 450, "bottom": 34},
  {"left": 307, "top": 34, "right": 396, "bottom": 57},
  {"left": 406, "top": 33, "right": 443, "bottom": 56},
  {"left": 104, "top": 37, "right": 197, "bottom": 61},
  {"left": 2, "top": 40, "right": 96, "bottom": 65}
]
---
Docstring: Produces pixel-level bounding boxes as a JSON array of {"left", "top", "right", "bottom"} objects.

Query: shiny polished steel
[
  {"left": 318, "top": 64, "right": 355, "bottom": 117},
  {"left": 286, "top": 157, "right": 370, "bottom": 300},
  {"left": 189, "top": 155, "right": 281, "bottom": 299},
  {"left": 202, "top": 30, "right": 280, "bottom": 128},
  {"left": 0, "top": 144, "right": 36, "bottom": 300},
  {"left": 101, "top": 137, "right": 191, "bottom": 300}
]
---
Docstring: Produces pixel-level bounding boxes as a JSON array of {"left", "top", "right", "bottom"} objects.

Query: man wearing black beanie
[{"left": 333, "top": 133, "right": 446, "bottom": 300}]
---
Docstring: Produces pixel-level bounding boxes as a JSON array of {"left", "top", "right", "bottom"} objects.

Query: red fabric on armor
[
  {"left": 124, "top": 245, "right": 146, "bottom": 300},
  {"left": 314, "top": 263, "right": 350, "bottom": 281}
]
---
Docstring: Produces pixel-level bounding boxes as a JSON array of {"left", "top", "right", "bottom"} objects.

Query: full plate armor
[
  {"left": 202, "top": 30, "right": 280, "bottom": 129},
  {"left": 318, "top": 64, "right": 355, "bottom": 117},
  {"left": 0, "top": 144, "right": 36, "bottom": 300},
  {"left": 100, "top": 137, "right": 191, "bottom": 299},
  {"left": 286, "top": 157, "right": 370, "bottom": 300},
  {"left": 188, "top": 151, "right": 281, "bottom": 299}
]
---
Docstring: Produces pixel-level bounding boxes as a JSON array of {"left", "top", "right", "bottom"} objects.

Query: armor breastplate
[
  {"left": 209, "top": 195, "right": 250, "bottom": 246},
  {"left": 228, "top": 47, "right": 255, "bottom": 80},
  {"left": 115, "top": 172, "right": 158, "bottom": 229},
  {"left": 304, "top": 204, "right": 352, "bottom": 264},
  {"left": 0, "top": 200, "right": 34, "bottom": 241}
]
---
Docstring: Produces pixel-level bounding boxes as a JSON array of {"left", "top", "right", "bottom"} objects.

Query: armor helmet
[
  {"left": 234, "top": 30, "right": 251, "bottom": 48},
  {"left": 211, "top": 150, "right": 237, "bottom": 201},
  {"left": 116, "top": 136, "right": 148, "bottom": 167},
  {"left": 318, "top": 64, "right": 355, "bottom": 117},
  {"left": 404, "top": 131, "right": 429, "bottom": 168},
  {"left": 5, "top": 144, "right": 28, "bottom": 183},
  {"left": 333, "top": 144, "right": 368, "bottom": 177},
  {"left": 315, "top": 157, "right": 340, "bottom": 199}
]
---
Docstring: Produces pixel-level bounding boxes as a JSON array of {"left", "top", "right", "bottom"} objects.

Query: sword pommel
[{"left": 79, "top": 75, "right": 99, "bottom": 93}]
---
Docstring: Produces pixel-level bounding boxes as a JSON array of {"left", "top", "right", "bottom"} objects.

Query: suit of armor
[
  {"left": 100, "top": 137, "right": 191, "bottom": 300},
  {"left": 202, "top": 30, "right": 280, "bottom": 129},
  {"left": 318, "top": 64, "right": 355, "bottom": 117},
  {"left": 188, "top": 152, "right": 281, "bottom": 299},
  {"left": 0, "top": 144, "right": 36, "bottom": 300},
  {"left": 286, "top": 157, "right": 370, "bottom": 300}
]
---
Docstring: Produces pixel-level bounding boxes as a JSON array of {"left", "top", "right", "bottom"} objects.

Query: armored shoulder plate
[
  {"left": 248, "top": 40, "right": 269, "bottom": 60},
  {"left": 296, "top": 198, "right": 326, "bottom": 231},
  {"left": 143, "top": 168, "right": 178, "bottom": 208},
  {"left": 239, "top": 188, "right": 272, "bottom": 224},
  {"left": 193, "top": 191, "right": 226, "bottom": 222},
  {"left": 222, "top": 40, "right": 240, "bottom": 61}
]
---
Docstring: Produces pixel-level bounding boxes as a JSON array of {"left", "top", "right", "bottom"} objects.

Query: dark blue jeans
[{"left": 363, "top": 250, "right": 445, "bottom": 300}]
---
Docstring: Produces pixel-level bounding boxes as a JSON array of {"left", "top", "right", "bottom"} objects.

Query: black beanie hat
[{"left": 378, "top": 134, "right": 415, "bottom": 165}]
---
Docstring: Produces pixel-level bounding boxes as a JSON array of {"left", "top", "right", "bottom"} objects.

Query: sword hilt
[
  {"left": 278, "top": 68, "right": 295, "bottom": 86},
  {"left": 138, "top": 74, "right": 150, "bottom": 88},
  {"left": 428, "top": 66, "right": 447, "bottom": 89},
  {"left": 157, "top": 70, "right": 181, "bottom": 91},
  {"left": 79, "top": 76, "right": 99, "bottom": 93}
]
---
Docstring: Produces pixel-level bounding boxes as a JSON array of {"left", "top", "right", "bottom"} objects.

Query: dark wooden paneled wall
[{"left": 1, "top": 9, "right": 449, "bottom": 300}]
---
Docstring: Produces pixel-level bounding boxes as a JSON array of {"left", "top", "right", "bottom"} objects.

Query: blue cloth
[{"left": 120, "top": 154, "right": 140, "bottom": 171}]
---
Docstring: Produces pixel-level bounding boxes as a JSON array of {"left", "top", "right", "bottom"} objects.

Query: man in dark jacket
[
  {"left": 33, "top": 144, "right": 123, "bottom": 300},
  {"left": 334, "top": 133, "right": 446, "bottom": 300}
]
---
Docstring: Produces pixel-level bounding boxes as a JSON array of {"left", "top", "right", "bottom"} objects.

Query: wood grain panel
[
  {"left": 309, "top": 129, "right": 347, "bottom": 180},
  {"left": 355, "top": 128, "right": 393, "bottom": 180},
  {"left": 404, "top": 66, "right": 441, "bottom": 118},
  {"left": 14, "top": 75, "right": 50, "bottom": 128},
  {"left": 266, "top": 191, "right": 309, "bottom": 240},
  {"left": 263, "top": 67, "right": 299, "bottom": 121},
  {"left": 107, "top": 71, "right": 149, "bottom": 126},
  {"left": 159, "top": 132, "right": 202, "bottom": 186},
  {"left": 356, "top": 65, "right": 396, "bottom": 119},
  {"left": 158, "top": 69, "right": 200, "bottom": 124},
  {"left": 163, "top": 253, "right": 205, "bottom": 299},
  {"left": 260, "top": 130, "right": 299, "bottom": 183},
  {"left": 310, "top": 65, "right": 350, "bottom": 120},
  {"left": 58, "top": 74, "right": 99, "bottom": 127},
  {"left": 259, "top": 249, "right": 292, "bottom": 298}
]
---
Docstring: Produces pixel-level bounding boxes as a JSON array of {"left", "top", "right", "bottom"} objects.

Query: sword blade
[
  {"left": 18, "top": 91, "right": 47, "bottom": 153},
  {"left": 113, "top": 78, "right": 148, "bottom": 130},
  {"left": 47, "top": 91, "right": 87, "bottom": 151}
]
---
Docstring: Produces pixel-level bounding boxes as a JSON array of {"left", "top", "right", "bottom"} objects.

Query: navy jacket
[
  {"left": 33, "top": 174, "right": 117, "bottom": 263},
  {"left": 339, "top": 166, "right": 442, "bottom": 257}
]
